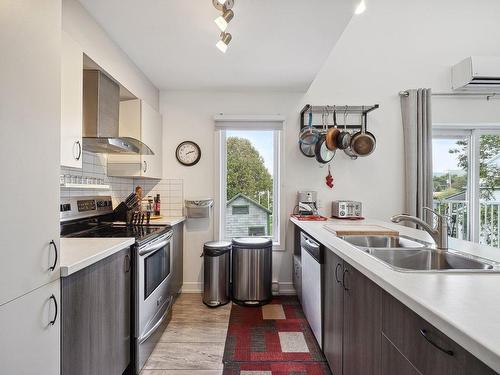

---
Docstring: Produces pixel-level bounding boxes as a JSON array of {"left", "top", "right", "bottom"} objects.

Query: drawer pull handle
[
  {"left": 335, "top": 263, "right": 343, "bottom": 284},
  {"left": 49, "top": 294, "right": 58, "bottom": 326},
  {"left": 342, "top": 268, "right": 350, "bottom": 291},
  {"left": 49, "top": 240, "right": 58, "bottom": 271},
  {"left": 419, "top": 329, "right": 454, "bottom": 356}
]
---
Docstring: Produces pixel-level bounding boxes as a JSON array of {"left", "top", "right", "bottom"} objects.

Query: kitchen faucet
[{"left": 391, "top": 207, "right": 449, "bottom": 250}]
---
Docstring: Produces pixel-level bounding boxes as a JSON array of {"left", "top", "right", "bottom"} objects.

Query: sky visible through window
[{"left": 433, "top": 139, "right": 463, "bottom": 173}]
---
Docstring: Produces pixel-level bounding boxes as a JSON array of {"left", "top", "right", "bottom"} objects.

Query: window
[
  {"left": 248, "top": 226, "right": 266, "bottom": 236},
  {"left": 232, "top": 205, "right": 249, "bottom": 215},
  {"left": 217, "top": 122, "right": 282, "bottom": 245},
  {"left": 433, "top": 127, "right": 500, "bottom": 247}
]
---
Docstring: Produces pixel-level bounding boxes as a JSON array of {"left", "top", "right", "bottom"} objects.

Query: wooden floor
[{"left": 140, "top": 293, "right": 231, "bottom": 375}]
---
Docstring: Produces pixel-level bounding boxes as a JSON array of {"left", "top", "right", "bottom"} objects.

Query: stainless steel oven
[{"left": 135, "top": 229, "right": 174, "bottom": 372}]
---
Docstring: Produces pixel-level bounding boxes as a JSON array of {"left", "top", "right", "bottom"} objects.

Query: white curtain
[{"left": 400, "top": 88, "right": 433, "bottom": 224}]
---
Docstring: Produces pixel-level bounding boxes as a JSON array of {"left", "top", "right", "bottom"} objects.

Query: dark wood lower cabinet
[
  {"left": 324, "top": 250, "right": 344, "bottom": 375},
  {"left": 320, "top": 245, "right": 497, "bottom": 375},
  {"left": 381, "top": 334, "right": 422, "bottom": 375},
  {"left": 323, "top": 251, "right": 381, "bottom": 375},
  {"left": 61, "top": 247, "right": 131, "bottom": 375}
]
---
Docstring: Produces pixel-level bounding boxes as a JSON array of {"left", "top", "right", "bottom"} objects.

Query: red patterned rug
[{"left": 223, "top": 296, "right": 330, "bottom": 374}]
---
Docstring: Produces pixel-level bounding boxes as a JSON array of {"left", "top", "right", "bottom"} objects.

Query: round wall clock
[{"left": 176, "top": 141, "right": 201, "bottom": 166}]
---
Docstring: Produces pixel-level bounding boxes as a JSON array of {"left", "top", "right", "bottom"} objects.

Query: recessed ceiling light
[
  {"left": 355, "top": 0, "right": 366, "bottom": 14},
  {"left": 216, "top": 32, "right": 232, "bottom": 53},
  {"left": 214, "top": 9, "right": 234, "bottom": 32}
]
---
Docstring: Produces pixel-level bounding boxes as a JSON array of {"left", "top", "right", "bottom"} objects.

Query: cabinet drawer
[
  {"left": 381, "top": 334, "right": 421, "bottom": 375},
  {"left": 382, "top": 292, "right": 495, "bottom": 375}
]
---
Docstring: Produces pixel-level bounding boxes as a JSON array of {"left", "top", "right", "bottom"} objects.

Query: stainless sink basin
[
  {"left": 341, "top": 235, "right": 426, "bottom": 249},
  {"left": 363, "top": 248, "right": 498, "bottom": 272},
  {"left": 340, "top": 236, "right": 500, "bottom": 272}
]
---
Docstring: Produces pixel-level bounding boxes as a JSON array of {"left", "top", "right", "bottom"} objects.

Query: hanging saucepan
[
  {"left": 299, "top": 110, "right": 318, "bottom": 158},
  {"left": 350, "top": 106, "right": 376, "bottom": 157},
  {"left": 336, "top": 106, "right": 351, "bottom": 150},
  {"left": 299, "top": 110, "right": 319, "bottom": 145},
  {"left": 315, "top": 109, "right": 336, "bottom": 164},
  {"left": 325, "top": 106, "right": 340, "bottom": 151}
]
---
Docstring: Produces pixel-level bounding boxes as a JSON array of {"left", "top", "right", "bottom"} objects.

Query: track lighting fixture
[
  {"left": 212, "top": 0, "right": 235, "bottom": 52},
  {"left": 216, "top": 32, "right": 232, "bottom": 53}
]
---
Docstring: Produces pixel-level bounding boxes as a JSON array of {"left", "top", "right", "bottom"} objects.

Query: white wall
[
  {"left": 288, "top": 0, "right": 500, "bottom": 219},
  {"left": 62, "top": 0, "right": 159, "bottom": 110},
  {"left": 160, "top": 91, "right": 304, "bottom": 292}
]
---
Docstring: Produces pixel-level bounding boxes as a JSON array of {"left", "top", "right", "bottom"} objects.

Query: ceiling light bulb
[
  {"left": 214, "top": 9, "right": 234, "bottom": 32},
  {"left": 217, "top": 0, "right": 227, "bottom": 4},
  {"left": 216, "top": 32, "right": 232, "bottom": 53},
  {"left": 355, "top": 0, "right": 366, "bottom": 14}
]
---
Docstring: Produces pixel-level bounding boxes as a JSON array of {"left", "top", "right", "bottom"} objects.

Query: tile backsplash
[{"left": 61, "top": 151, "right": 184, "bottom": 217}]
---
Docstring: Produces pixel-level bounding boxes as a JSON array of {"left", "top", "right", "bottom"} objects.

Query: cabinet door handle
[
  {"left": 143, "top": 161, "right": 148, "bottom": 173},
  {"left": 73, "top": 140, "right": 82, "bottom": 161},
  {"left": 342, "top": 268, "right": 350, "bottom": 291},
  {"left": 49, "top": 294, "right": 58, "bottom": 326},
  {"left": 335, "top": 263, "right": 343, "bottom": 284},
  {"left": 124, "top": 254, "right": 131, "bottom": 273},
  {"left": 48, "top": 240, "right": 58, "bottom": 272},
  {"left": 419, "top": 329, "right": 454, "bottom": 356}
]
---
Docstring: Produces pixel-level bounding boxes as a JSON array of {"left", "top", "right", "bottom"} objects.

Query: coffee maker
[{"left": 297, "top": 191, "right": 318, "bottom": 216}]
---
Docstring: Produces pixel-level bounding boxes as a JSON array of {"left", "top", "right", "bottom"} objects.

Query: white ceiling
[{"left": 78, "top": 0, "right": 357, "bottom": 92}]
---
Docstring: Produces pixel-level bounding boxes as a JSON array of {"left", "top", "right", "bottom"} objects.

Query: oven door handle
[
  {"left": 138, "top": 307, "right": 170, "bottom": 344},
  {"left": 139, "top": 238, "right": 170, "bottom": 256}
]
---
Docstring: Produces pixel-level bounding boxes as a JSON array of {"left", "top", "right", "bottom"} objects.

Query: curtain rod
[{"left": 399, "top": 90, "right": 498, "bottom": 101}]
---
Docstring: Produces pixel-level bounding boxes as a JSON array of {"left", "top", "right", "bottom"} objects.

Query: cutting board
[{"left": 324, "top": 223, "right": 398, "bottom": 237}]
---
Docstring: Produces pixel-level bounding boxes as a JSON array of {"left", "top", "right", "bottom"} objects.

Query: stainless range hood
[{"left": 82, "top": 70, "right": 153, "bottom": 155}]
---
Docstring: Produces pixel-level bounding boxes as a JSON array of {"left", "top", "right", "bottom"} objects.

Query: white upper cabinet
[
  {"left": 108, "top": 99, "right": 163, "bottom": 179},
  {"left": 0, "top": 0, "right": 61, "bottom": 306},
  {"left": 60, "top": 31, "right": 83, "bottom": 168}
]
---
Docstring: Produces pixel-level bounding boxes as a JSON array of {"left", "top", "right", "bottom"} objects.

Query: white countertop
[
  {"left": 149, "top": 216, "right": 186, "bottom": 226},
  {"left": 291, "top": 217, "right": 500, "bottom": 372},
  {"left": 60, "top": 238, "right": 135, "bottom": 277}
]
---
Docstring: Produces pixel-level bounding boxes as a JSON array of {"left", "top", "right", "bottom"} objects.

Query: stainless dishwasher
[{"left": 300, "top": 232, "right": 323, "bottom": 348}]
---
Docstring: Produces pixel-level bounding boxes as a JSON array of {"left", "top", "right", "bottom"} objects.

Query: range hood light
[
  {"left": 216, "top": 32, "right": 232, "bottom": 53},
  {"left": 355, "top": 0, "right": 366, "bottom": 14},
  {"left": 214, "top": 9, "right": 234, "bottom": 31}
]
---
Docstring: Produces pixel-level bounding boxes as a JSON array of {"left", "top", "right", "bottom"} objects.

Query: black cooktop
[{"left": 61, "top": 220, "right": 168, "bottom": 243}]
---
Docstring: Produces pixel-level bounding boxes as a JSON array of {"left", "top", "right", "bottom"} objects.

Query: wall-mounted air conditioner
[{"left": 452, "top": 56, "right": 500, "bottom": 91}]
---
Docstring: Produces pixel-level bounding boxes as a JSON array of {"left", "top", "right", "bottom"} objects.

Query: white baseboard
[
  {"left": 180, "top": 282, "right": 203, "bottom": 293},
  {"left": 180, "top": 281, "right": 296, "bottom": 296}
]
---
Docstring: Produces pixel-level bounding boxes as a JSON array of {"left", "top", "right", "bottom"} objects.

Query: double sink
[{"left": 341, "top": 235, "right": 500, "bottom": 272}]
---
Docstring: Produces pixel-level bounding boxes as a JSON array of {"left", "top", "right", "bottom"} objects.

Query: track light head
[{"left": 216, "top": 32, "right": 232, "bottom": 53}]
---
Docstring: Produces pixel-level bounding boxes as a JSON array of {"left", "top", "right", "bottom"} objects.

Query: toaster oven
[{"left": 332, "top": 200, "right": 362, "bottom": 218}]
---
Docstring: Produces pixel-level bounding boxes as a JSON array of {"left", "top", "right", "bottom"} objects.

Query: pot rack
[{"left": 299, "top": 104, "right": 379, "bottom": 130}]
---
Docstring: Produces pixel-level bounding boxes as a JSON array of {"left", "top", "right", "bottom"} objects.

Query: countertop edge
[
  {"left": 291, "top": 217, "right": 500, "bottom": 373},
  {"left": 60, "top": 238, "right": 136, "bottom": 277}
]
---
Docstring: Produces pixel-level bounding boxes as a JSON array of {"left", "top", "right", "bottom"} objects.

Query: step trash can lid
[
  {"left": 232, "top": 237, "right": 273, "bottom": 249},
  {"left": 203, "top": 241, "right": 232, "bottom": 256}
]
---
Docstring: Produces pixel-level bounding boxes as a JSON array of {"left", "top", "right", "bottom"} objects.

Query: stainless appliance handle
[
  {"left": 138, "top": 306, "right": 170, "bottom": 344},
  {"left": 139, "top": 233, "right": 172, "bottom": 256}
]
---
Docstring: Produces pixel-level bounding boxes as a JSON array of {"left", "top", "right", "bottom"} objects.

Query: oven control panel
[{"left": 60, "top": 196, "right": 114, "bottom": 222}]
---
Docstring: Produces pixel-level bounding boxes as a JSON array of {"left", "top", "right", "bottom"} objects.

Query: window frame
[
  {"left": 433, "top": 123, "right": 500, "bottom": 243},
  {"left": 215, "top": 126, "right": 284, "bottom": 249},
  {"left": 232, "top": 205, "right": 250, "bottom": 215}
]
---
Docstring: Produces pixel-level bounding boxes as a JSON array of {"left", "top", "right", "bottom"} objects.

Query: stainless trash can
[
  {"left": 202, "top": 241, "right": 231, "bottom": 307},
  {"left": 231, "top": 237, "right": 273, "bottom": 306}
]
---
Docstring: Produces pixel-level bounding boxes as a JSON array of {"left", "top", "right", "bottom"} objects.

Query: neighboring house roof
[
  {"left": 442, "top": 191, "right": 466, "bottom": 201},
  {"left": 226, "top": 193, "right": 272, "bottom": 214},
  {"left": 486, "top": 152, "right": 500, "bottom": 166}
]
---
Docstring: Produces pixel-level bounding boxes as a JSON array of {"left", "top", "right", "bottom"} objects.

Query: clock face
[{"left": 176, "top": 141, "right": 201, "bottom": 166}]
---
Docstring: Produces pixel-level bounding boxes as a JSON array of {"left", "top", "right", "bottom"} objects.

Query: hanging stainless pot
[
  {"left": 350, "top": 107, "right": 376, "bottom": 156},
  {"left": 299, "top": 110, "right": 319, "bottom": 146},
  {"left": 336, "top": 106, "right": 351, "bottom": 150},
  {"left": 315, "top": 109, "right": 335, "bottom": 164},
  {"left": 299, "top": 111, "right": 317, "bottom": 157}
]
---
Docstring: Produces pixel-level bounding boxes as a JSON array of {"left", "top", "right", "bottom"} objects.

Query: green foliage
[
  {"left": 449, "top": 135, "right": 500, "bottom": 199},
  {"left": 226, "top": 137, "right": 273, "bottom": 206}
]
